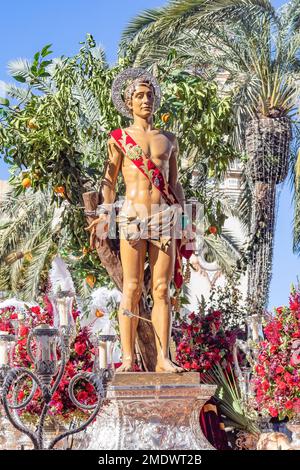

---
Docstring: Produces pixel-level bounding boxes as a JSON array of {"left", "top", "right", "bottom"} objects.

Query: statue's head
[
  {"left": 111, "top": 68, "right": 161, "bottom": 120},
  {"left": 124, "top": 78, "right": 155, "bottom": 119}
]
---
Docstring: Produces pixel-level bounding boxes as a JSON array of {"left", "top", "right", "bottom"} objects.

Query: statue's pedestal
[{"left": 81, "top": 372, "right": 217, "bottom": 450}]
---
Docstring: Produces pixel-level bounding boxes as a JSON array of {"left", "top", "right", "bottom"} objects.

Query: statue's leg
[
  {"left": 117, "top": 237, "right": 147, "bottom": 372},
  {"left": 149, "top": 239, "right": 184, "bottom": 373}
]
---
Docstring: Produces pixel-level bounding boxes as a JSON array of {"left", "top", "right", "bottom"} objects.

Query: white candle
[
  {"left": 99, "top": 341, "right": 107, "bottom": 369},
  {"left": 57, "top": 298, "right": 68, "bottom": 326},
  {"left": 0, "top": 338, "right": 9, "bottom": 366},
  {"left": 252, "top": 323, "right": 259, "bottom": 342},
  {"left": 41, "top": 337, "right": 51, "bottom": 362}
]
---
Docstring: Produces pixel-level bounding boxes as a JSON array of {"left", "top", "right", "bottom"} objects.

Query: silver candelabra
[{"left": 0, "top": 292, "right": 116, "bottom": 450}]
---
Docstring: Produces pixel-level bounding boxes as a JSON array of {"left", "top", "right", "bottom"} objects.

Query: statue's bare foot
[
  {"left": 155, "top": 357, "right": 184, "bottom": 373},
  {"left": 116, "top": 358, "right": 134, "bottom": 372}
]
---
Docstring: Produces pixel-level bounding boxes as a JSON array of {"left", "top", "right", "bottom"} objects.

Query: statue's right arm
[
  {"left": 85, "top": 138, "right": 123, "bottom": 248},
  {"left": 100, "top": 138, "right": 123, "bottom": 204}
]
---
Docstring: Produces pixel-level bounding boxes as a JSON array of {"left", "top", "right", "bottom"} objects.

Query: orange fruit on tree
[
  {"left": 24, "top": 251, "right": 33, "bottom": 262},
  {"left": 27, "top": 119, "right": 38, "bottom": 130},
  {"left": 86, "top": 274, "right": 96, "bottom": 288},
  {"left": 54, "top": 186, "right": 65, "bottom": 195},
  {"left": 21, "top": 177, "right": 32, "bottom": 189},
  {"left": 208, "top": 225, "right": 218, "bottom": 235},
  {"left": 95, "top": 309, "right": 104, "bottom": 318},
  {"left": 161, "top": 112, "right": 171, "bottom": 123}
]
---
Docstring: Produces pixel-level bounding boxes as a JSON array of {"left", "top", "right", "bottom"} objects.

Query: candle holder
[
  {"left": 50, "top": 291, "right": 76, "bottom": 353},
  {"left": 246, "top": 314, "right": 264, "bottom": 347},
  {"left": 0, "top": 318, "right": 114, "bottom": 449},
  {"left": 0, "top": 333, "right": 16, "bottom": 388},
  {"left": 29, "top": 325, "right": 59, "bottom": 387},
  {"left": 287, "top": 414, "right": 300, "bottom": 449},
  {"left": 92, "top": 334, "right": 116, "bottom": 379}
]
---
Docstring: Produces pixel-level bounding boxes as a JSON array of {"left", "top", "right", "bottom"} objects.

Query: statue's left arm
[
  {"left": 168, "top": 135, "right": 185, "bottom": 210},
  {"left": 168, "top": 134, "right": 196, "bottom": 252}
]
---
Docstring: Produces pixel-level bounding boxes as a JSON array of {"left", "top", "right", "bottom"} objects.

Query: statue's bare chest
[{"left": 124, "top": 129, "right": 173, "bottom": 163}]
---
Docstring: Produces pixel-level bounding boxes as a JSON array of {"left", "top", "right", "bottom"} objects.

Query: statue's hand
[
  {"left": 85, "top": 213, "right": 110, "bottom": 250},
  {"left": 190, "top": 254, "right": 201, "bottom": 271}
]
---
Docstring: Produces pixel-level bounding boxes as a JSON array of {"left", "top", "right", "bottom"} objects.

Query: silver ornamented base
[{"left": 79, "top": 372, "right": 216, "bottom": 450}]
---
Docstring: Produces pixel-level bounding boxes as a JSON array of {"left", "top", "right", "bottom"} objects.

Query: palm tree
[
  {"left": 121, "top": 0, "right": 300, "bottom": 314},
  {"left": 0, "top": 188, "right": 58, "bottom": 300}
]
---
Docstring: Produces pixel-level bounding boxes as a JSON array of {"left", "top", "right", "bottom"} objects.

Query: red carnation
[
  {"left": 85, "top": 383, "right": 95, "bottom": 393},
  {"left": 18, "top": 390, "right": 25, "bottom": 401},
  {"left": 77, "top": 391, "right": 88, "bottom": 402},
  {"left": 289, "top": 299, "right": 300, "bottom": 311},
  {"left": 284, "top": 372, "right": 293, "bottom": 385},
  {"left": 285, "top": 400, "right": 294, "bottom": 410},
  {"left": 0, "top": 322, "right": 11, "bottom": 332},
  {"left": 31, "top": 306, "right": 41, "bottom": 315},
  {"left": 269, "top": 407, "right": 278, "bottom": 418},
  {"left": 262, "top": 380, "right": 270, "bottom": 392},
  {"left": 275, "top": 365, "right": 284, "bottom": 374},
  {"left": 256, "top": 364, "right": 265, "bottom": 377},
  {"left": 74, "top": 342, "right": 86, "bottom": 356},
  {"left": 183, "top": 362, "right": 192, "bottom": 370},
  {"left": 19, "top": 325, "right": 29, "bottom": 337}
]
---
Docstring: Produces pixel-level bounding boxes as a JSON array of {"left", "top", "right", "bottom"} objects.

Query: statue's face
[{"left": 126, "top": 83, "right": 155, "bottom": 119}]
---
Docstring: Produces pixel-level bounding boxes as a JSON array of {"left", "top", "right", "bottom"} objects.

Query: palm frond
[
  {"left": 236, "top": 175, "right": 253, "bottom": 231},
  {"left": 0, "top": 188, "right": 57, "bottom": 297},
  {"left": 203, "top": 233, "right": 239, "bottom": 274},
  {"left": 1, "top": 82, "right": 33, "bottom": 103},
  {"left": 121, "top": 0, "right": 278, "bottom": 54},
  {"left": 120, "top": 7, "right": 165, "bottom": 48},
  {"left": 0, "top": 190, "right": 50, "bottom": 259},
  {"left": 71, "top": 74, "right": 103, "bottom": 127},
  {"left": 220, "top": 227, "right": 244, "bottom": 254},
  {"left": 90, "top": 45, "right": 108, "bottom": 67},
  {"left": 281, "top": 0, "right": 300, "bottom": 33},
  {"left": 21, "top": 238, "right": 55, "bottom": 300},
  {"left": 204, "top": 363, "right": 260, "bottom": 435},
  {"left": 7, "top": 58, "right": 32, "bottom": 81}
]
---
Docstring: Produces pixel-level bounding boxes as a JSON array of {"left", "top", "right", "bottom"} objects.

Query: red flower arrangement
[
  {"left": 0, "top": 296, "right": 97, "bottom": 424},
  {"left": 174, "top": 309, "right": 240, "bottom": 378},
  {"left": 253, "top": 285, "right": 300, "bottom": 420}
]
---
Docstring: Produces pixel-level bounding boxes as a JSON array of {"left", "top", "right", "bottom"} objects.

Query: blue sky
[{"left": 0, "top": 0, "right": 298, "bottom": 309}]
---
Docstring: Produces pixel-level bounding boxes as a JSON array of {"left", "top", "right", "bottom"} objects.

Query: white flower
[
  {"left": 80, "top": 286, "right": 121, "bottom": 335},
  {"left": 49, "top": 256, "right": 75, "bottom": 294}
]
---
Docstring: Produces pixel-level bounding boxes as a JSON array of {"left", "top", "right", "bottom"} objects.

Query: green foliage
[{"left": 156, "top": 66, "right": 238, "bottom": 177}]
